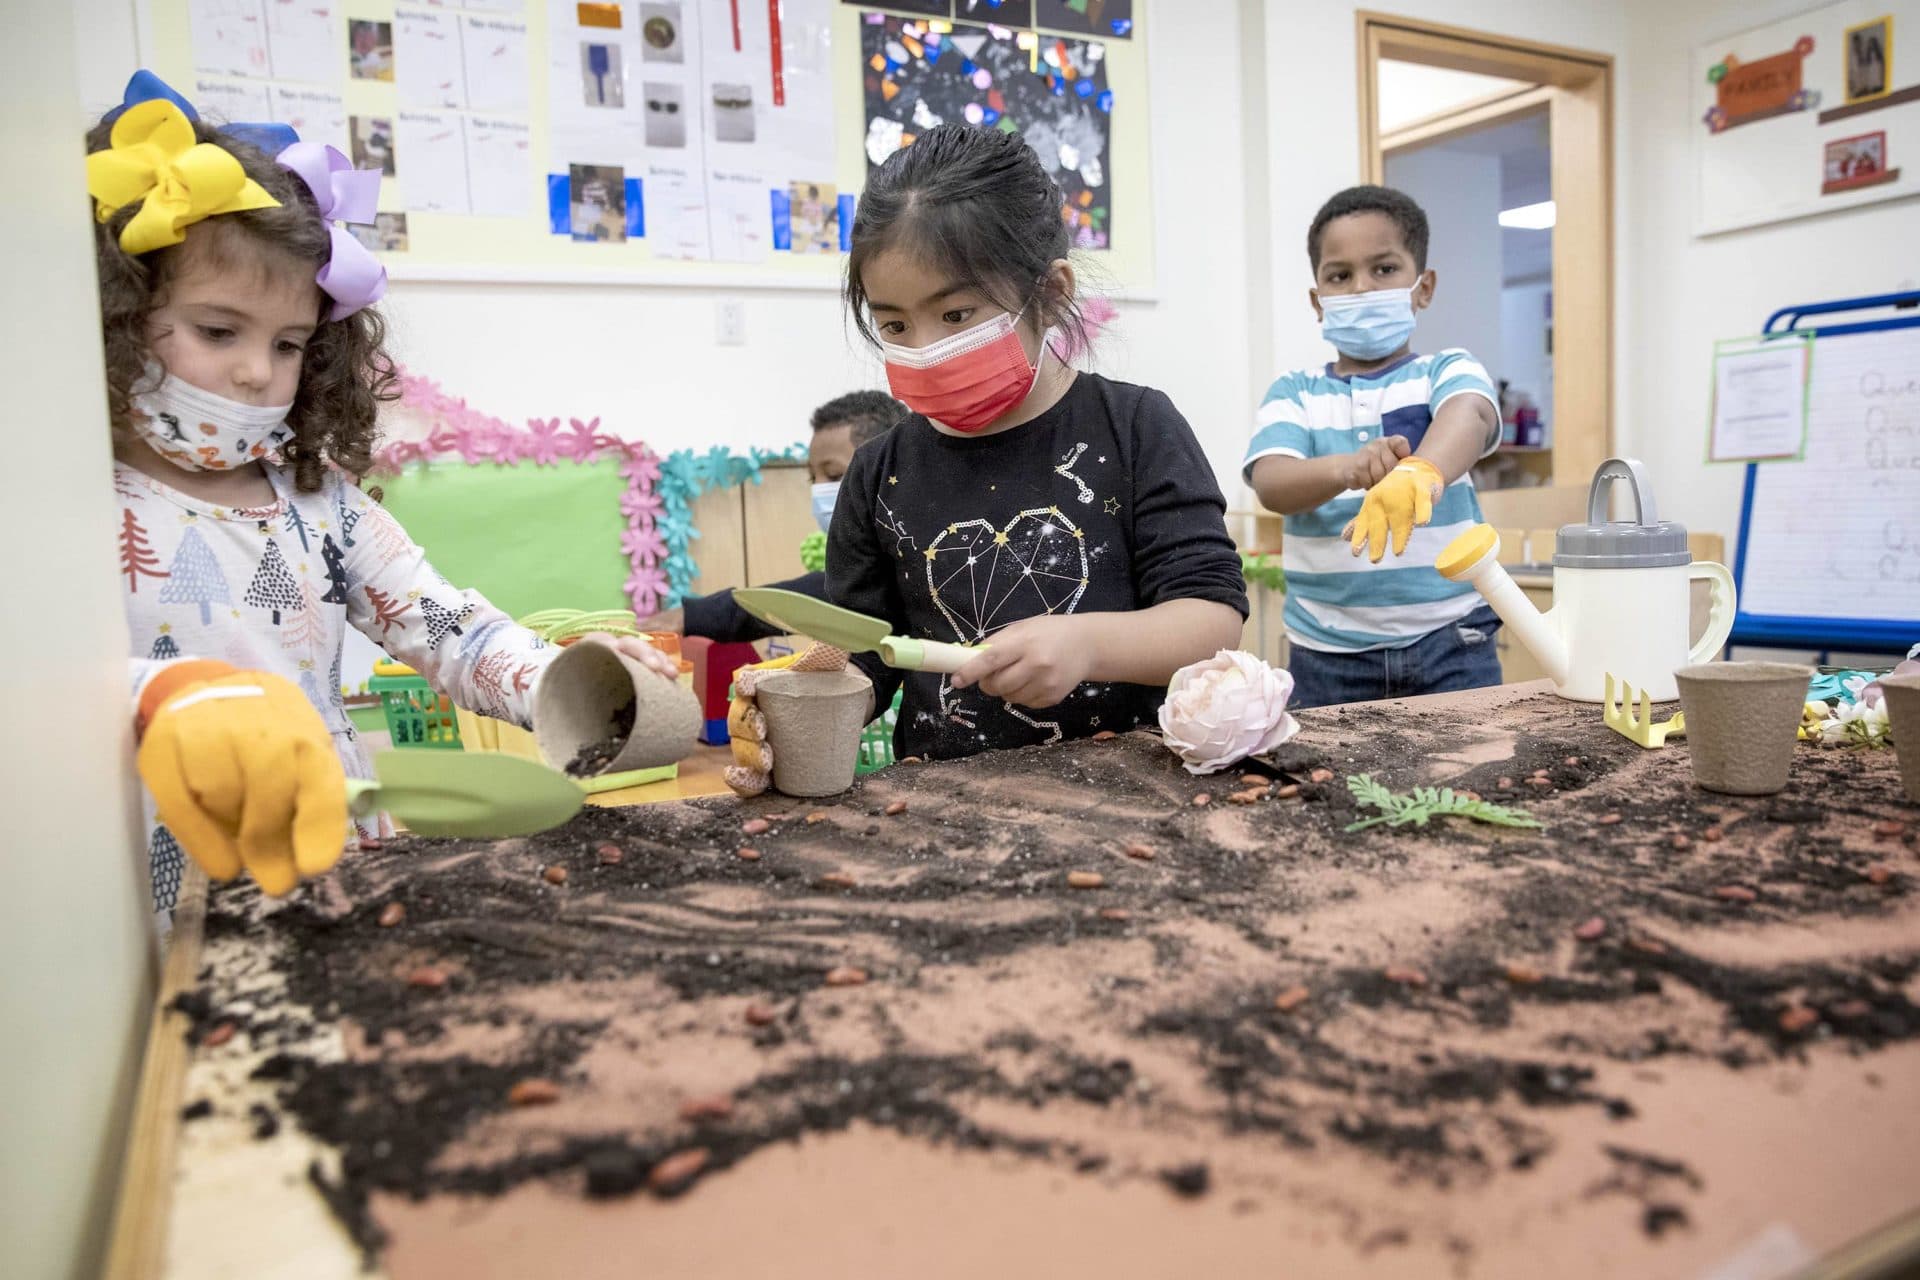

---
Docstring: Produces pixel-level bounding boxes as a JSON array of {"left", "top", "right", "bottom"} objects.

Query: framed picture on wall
[
  {"left": 1844, "top": 14, "right": 1892, "bottom": 104},
  {"left": 1822, "top": 129, "right": 1894, "bottom": 192}
]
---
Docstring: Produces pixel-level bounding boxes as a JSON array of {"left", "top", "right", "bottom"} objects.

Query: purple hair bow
[{"left": 277, "top": 142, "right": 388, "bottom": 321}]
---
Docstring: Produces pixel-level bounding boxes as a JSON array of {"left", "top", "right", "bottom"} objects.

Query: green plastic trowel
[
  {"left": 732, "top": 588, "right": 988, "bottom": 673},
  {"left": 345, "top": 750, "right": 586, "bottom": 838}
]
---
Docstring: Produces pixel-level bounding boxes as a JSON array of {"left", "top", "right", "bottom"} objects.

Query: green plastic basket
[
  {"left": 368, "top": 664, "right": 463, "bottom": 749},
  {"left": 856, "top": 689, "right": 903, "bottom": 775}
]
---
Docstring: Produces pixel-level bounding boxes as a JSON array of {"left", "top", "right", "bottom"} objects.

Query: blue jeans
[{"left": 1288, "top": 606, "right": 1504, "bottom": 709}]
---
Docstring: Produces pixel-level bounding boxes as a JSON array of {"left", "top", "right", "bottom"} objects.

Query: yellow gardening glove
[
  {"left": 136, "top": 662, "right": 350, "bottom": 897},
  {"left": 724, "top": 644, "right": 849, "bottom": 798},
  {"left": 1346, "top": 456, "right": 1445, "bottom": 563}
]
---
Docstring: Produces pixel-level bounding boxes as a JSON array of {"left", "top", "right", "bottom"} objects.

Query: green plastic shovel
[
  {"left": 344, "top": 750, "right": 586, "bottom": 838},
  {"left": 732, "top": 588, "right": 988, "bottom": 673}
]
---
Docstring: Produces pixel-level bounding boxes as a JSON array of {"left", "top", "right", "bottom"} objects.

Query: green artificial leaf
[
  {"left": 1240, "top": 551, "right": 1287, "bottom": 593},
  {"left": 1343, "top": 773, "right": 1543, "bottom": 833},
  {"left": 799, "top": 530, "right": 828, "bottom": 575}
]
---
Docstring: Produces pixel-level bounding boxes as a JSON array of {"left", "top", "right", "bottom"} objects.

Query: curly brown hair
[{"left": 87, "top": 115, "right": 398, "bottom": 492}]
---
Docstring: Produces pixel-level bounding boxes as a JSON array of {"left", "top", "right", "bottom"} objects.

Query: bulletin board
[
  {"left": 1692, "top": 0, "right": 1920, "bottom": 235},
  {"left": 140, "top": 0, "right": 1157, "bottom": 292}
]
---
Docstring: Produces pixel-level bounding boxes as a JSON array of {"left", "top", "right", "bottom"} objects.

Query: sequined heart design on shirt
[{"left": 924, "top": 505, "right": 1090, "bottom": 643}]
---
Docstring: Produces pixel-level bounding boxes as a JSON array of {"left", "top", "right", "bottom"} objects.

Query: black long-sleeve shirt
[
  {"left": 827, "top": 373, "right": 1247, "bottom": 761},
  {"left": 682, "top": 572, "right": 827, "bottom": 644}
]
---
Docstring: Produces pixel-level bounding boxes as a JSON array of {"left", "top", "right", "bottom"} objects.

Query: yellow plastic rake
[{"left": 1602, "top": 673, "right": 1687, "bottom": 749}]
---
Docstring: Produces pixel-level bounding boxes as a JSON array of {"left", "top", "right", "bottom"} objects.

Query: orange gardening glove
[
  {"left": 724, "top": 644, "right": 850, "bottom": 798},
  {"left": 136, "top": 661, "right": 350, "bottom": 896},
  {"left": 1346, "top": 456, "right": 1445, "bottom": 563}
]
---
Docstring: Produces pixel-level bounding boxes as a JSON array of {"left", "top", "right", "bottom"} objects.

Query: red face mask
[{"left": 880, "top": 310, "right": 1042, "bottom": 434}]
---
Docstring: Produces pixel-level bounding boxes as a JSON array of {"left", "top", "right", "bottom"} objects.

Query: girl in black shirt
[{"left": 829, "top": 124, "right": 1248, "bottom": 761}]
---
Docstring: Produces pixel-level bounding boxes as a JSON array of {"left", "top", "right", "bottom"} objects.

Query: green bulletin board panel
[{"left": 374, "top": 459, "right": 630, "bottom": 620}]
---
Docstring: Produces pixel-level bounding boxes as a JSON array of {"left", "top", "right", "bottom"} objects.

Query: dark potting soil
[
  {"left": 190, "top": 692, "right": 1920, "bottom": 1265},
  {"left": 564, "top": 696, "right": 637, "bottom": 778}
]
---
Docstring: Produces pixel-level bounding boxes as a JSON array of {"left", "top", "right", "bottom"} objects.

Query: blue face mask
[
  {"left": 1318, "top": 286, "right": 1418, "bottom": 361},
  {"left": 811, "top": 481, "right": 840, "bottom": 533}
]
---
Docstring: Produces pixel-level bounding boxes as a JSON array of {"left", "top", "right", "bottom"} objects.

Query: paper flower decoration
[{"left": 1157, "top": 650, "right": 1300, "bottom": 775}]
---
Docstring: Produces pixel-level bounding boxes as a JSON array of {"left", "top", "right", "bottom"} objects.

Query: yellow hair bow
[{"left": 86, "top": 98, "right": 279, "bottom": 255}]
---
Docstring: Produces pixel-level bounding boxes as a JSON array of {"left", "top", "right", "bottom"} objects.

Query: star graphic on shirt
[
  {"left": 889, "top": 475, "right": 898, "bottom": 485},
  {"left": 1103, "top": 497, "right": 1121, "bottom": 515},
  {"left": 1098, "top": 456, "right": 1107, "bottom": 464}
]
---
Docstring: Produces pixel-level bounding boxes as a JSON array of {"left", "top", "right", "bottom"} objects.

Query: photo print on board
[
  {"left": 1822, "top": 129, "right": 1896, "bottom": 194},
  {"left": 712, "top": 82, "right": 755, "bottom": 142},
  {"left": 644, "top": 81, "right": 686, "bottom": 147},
  {"left": 348, "top": 212, "right": 410, "bottom": 253},
  {"left": 1035, "top": 0, "right": 1132, "bottom": 38},
  {"left": 350, "top": 115, "right": 396, "bottom": 176},
  {"left": 349, "top": 19, "right": 394, "bottom": 80},
  {"left": 569, "top": 163, "right": 628, "bottom": 242},
  {"left": 582, "top": 40, "right": 625, "bottom": 107},
  {"left": 862, "top": 15, "right": 1115, "bottom": 246},
  {"left": 789, "top": 181, "right": 839, "bottom": 254},
  {"left": 1844, "top": 15, "right": 1890, "bottom": 104},
  {"left": 641, "top": 2, "right": 686, "bottom": 63}
]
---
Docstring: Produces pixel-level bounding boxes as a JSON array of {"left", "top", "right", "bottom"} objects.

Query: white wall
[
  {"left": 1377, "top": 60, "right": 1530, "bottom": 133},
  {"left": 1621, "top": 0, "right": 1920, "bottom": 545},
  {"left": 3, "top": 5, "right": 155, "bottom": 1279},
  {"left": 1383, "top": 147, "right": 1505, "bottom": 364}
]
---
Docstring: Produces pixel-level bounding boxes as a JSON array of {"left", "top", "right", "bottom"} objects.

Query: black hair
[
  {"left": 1307, "top": 185, "right": 1430, "bottom": 272},
  {"left": 810, "top": 390, "right": 907, "bottom": 447},
  {"left": 845, "top": 124, "right": 1087, "bottom": 352}
]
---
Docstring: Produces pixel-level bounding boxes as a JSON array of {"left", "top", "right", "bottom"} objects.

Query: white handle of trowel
[
  {"left": 881, "top": 637, "right": 988, "bottom": 674},
  {"left": 1469, "top": 560, "right": 1570, "bottom": 687}
]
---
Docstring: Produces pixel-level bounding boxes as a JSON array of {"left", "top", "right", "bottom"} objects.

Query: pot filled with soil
[
  {"left": 756, "top": 667, "right": 869, "bottom": 797},
  {"left": 1880, "top": 672, "right": 1920, "bottom": 802},
  {"left": 534, "top": 641, "right": 701, "bottom": 777},
  {"left": 1674, "top": 661, "right": 1813, "bottom": 796}
]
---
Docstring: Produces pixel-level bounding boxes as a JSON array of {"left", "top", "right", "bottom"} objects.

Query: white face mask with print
[{"left": 129, "top": 370, "right": 295, "bottom": 472}]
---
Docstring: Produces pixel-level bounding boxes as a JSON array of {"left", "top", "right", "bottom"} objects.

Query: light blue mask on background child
[
  {"left": 1319, "top": 287, "right": 1418, "bottom": 361},
  {"left": 811, "top": 480, "right": 840, "bottom": 533}
]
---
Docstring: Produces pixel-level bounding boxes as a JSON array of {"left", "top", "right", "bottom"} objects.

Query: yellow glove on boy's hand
[
  {"left": 724, "top": 644, "right": 849, "bottom": 798},
  {"left": 137, "top": 663, "right": 350, "bottom": 896},
  {"left": 1346, "top": 456, "right": 1445, "bottom": 564}
]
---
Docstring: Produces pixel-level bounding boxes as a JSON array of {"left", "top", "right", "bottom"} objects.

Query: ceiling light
[{"left": 1498, "top": 200, "right": 1556, "bottom": 230}]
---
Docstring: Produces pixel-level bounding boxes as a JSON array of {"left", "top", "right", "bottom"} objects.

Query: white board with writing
[{"left": 1740, "top": 325, "right": 1920, "bottom": 626}]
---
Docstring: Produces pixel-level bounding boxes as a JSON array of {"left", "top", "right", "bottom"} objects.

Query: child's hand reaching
[
  {"left": 137, "top": 663, "right": 350, "bottom": 897},
  {"left": 578, "top": 632, "right": 680, "bottom": 681},
  {"left": 950, "top": 615, "right": 1094, "bottom": 709},
  {"left": 1344, "top": 434, "right": 1412, "bottom": 492}
]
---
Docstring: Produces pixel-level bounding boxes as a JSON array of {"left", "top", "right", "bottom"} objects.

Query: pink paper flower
[
  {"left": 621, "top": 449, "right": 663, "bottom": 486},
  {"left": 621, "top": 524, "right": 668, "bottom": 562},
  {"left": 523, "top": 417, "right": 564, "bottom": 466},
  {"left": 561, "top": 417, "right": 602, "bottom": 460},
  {"left": 620, "top": 485, "right": 664, "bottom": 520},
  {"left": 624, "top": 565, "right": 668, "bottom": 614},
  {"left": 1157, "top": 650, "right": 1300, "bottom": 775}
]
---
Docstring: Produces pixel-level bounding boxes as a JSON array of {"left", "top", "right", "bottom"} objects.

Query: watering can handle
[{"left": 1587, "top": 458, "right": 1658, "bottom": 527}]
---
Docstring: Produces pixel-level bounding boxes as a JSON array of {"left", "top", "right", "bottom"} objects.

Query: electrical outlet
[{"left": 715, "top": 298, "right": 747, "bottom": 346}]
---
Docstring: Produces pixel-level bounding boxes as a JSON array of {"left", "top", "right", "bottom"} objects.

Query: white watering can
[{"left": 1436, "top": 458, "right": 1736, "bottom": 703}]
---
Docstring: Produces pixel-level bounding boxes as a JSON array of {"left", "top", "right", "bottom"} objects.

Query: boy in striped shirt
[{"left": 1245, "top": 186, "right": 1504, "bottom": 708}]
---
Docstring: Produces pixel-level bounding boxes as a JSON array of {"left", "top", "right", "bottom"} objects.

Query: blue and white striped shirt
[{"left": 1243, "top": 350, "right": 1500, "bottom": 654}]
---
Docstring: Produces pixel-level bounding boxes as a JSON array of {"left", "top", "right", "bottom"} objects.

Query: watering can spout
[{"left": 1436, "top": 525, "right": 1571, "bottom": 687}]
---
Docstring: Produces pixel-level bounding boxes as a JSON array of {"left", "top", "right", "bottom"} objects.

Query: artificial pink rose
[
  {"left": 1158, "top": 650, "right": 1300, "bottom": 775},
  {"left": 1862, "top": 658, "right": 1920, "bottom": 708}
]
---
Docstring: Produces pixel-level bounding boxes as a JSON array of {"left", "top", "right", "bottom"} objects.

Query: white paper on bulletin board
[
  {"left": 1692, "top": 0, "right": 1920, "bottom": 236},
  {"left": 140, "top": 0, "right": 1157, "bottom": 293}
]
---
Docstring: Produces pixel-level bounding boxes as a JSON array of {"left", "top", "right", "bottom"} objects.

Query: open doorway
[{"left": 1357, "top": 13, "right": 1613, "bottom": 493}]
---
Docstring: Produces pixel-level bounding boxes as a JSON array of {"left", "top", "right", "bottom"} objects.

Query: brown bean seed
[
  {"left": 678, "top": 1095, "right": 735, "bottom": 1122},
  {"left": 805, "top": 811, "right": 829, "bottom": 825},
  {"left": 1098, "top": 908, "right": 1132, "bottom": 922},
  {"left": 508, "top": 1078, "right": 561, "bottom": 1106},
  {"left": 1670, "top": 834, "right": 1692, "bottom": 851},
  {"left": 1704, "top": 825, "right": 1725, "bottom": 842},
  {"left": 1865, "top": 864, "right": 1893, "bottom": 885},
  {"left": 1310, "top": 768, "right": 1335, "bottom": 784},
  {"left": 1192, "top": 793, "right": 1212, "bottom": 808},
  {"left": 1564, "top": 756, "right": 1580, "bottom": 767},
  {"left": 1627, "top": 936, "right": 1669, "bottom": 957},
  {"left": 1227, "top": 790, "right": 1261, "bottom": 806},
  {"left": 1124, "top": 843, "right": 1155, "bottom": 861},
  {"left": 823, "top": 966, "right": 867, "bottom": 987},
  {"left": 1832, "top": 1000, "right": 1873, "bottom": 1019},
  {"left": 1873, "top": 820, "right": 1908, "bottom": 839},
  {"left": 744, "top": 1002, "right": 778, "bottom": 1027},
  {"left": 202, "top": 1022, "right": 237, "bottom": 1048},
  {"left": 1574, "top": 917, "right": 1607, "bottom": 941},
  {"left": 1597, "top": 814, "right": 1623, "bottom": 826},
  {"left": 1092, "top": 731, "right": 1118, "bottom": 742},
  {"left": 885, "top": 800, "right": 909, "bottom": 816},
  {"left": 1496, "top": 777, "right": 1514, "bottom": 790},
  {"left": 358, "top": 837, "right": 384, "bottom": 852},
  {"left": 1275, "top": 784, "right": 1301, "bottom": 799},
  {"left": 1068, "top": 871, "right": 1106, "bottom": 889},
  {"left": 741, "top": 818, "right": 771, "bottom": 836},
  {"left": 818, "top": 872, "right": 855, "bottom": 889},
  {"left": 1713, "top": 885, "right": 1757, "bottom": 903},
  {"left": 648, "top": 1148, "right": 710, "bottom": 1196},
  {"left": 596, "top": 842, "right": 624, "bottom": 866},
  {"left": 1525, "top": 777, "right": 1553, "bottom": 790},
  {"left": 1778, "top": 1005, "right": 1818, "bottom": 1034},
  {"left": 1273, "top": 985, "right": 1311, "bottom": 1012},
  {"left": 378, "top": 902, "right": 406, "bottom": 928},
  {"left": 736, "top": 848, "right": 762, "bottom": 862},
  {"left": 1384, "top": 966, "right": 1427, "bottom": 987},
  {"left": 900, "top": 756, "right": 924, "bottom": 765},
  {"left": 1504, "top": 963, "right": 1543, "bottom": 985},
  {"left": 543, "top": 865, "right": 568, "bottom": 886},
  {"left": 407, "top": 966, "right": 449, "bottom": 989}
]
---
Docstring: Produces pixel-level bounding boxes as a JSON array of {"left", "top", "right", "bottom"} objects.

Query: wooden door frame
[{"left": 1356, "top": 11, "right": 1615, "bottom": 488}]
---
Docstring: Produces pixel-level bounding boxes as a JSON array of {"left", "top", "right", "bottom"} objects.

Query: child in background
[
  {"left": 92, "top": 75, "right": 671, "bottom": 919},
  {"left": 826, "top": 123, "right": 1246, "bottom": 761},
  {"left": 642, "top": 390, "right": 906, "bottom": 644},
  {"left": 1245, "top": 186, "right": 1503, "bottom": 708}
]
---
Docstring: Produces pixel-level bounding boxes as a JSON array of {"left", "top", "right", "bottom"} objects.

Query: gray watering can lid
[{"left": 1554, "top": 457, "right": 1692, "bottom": 569}]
